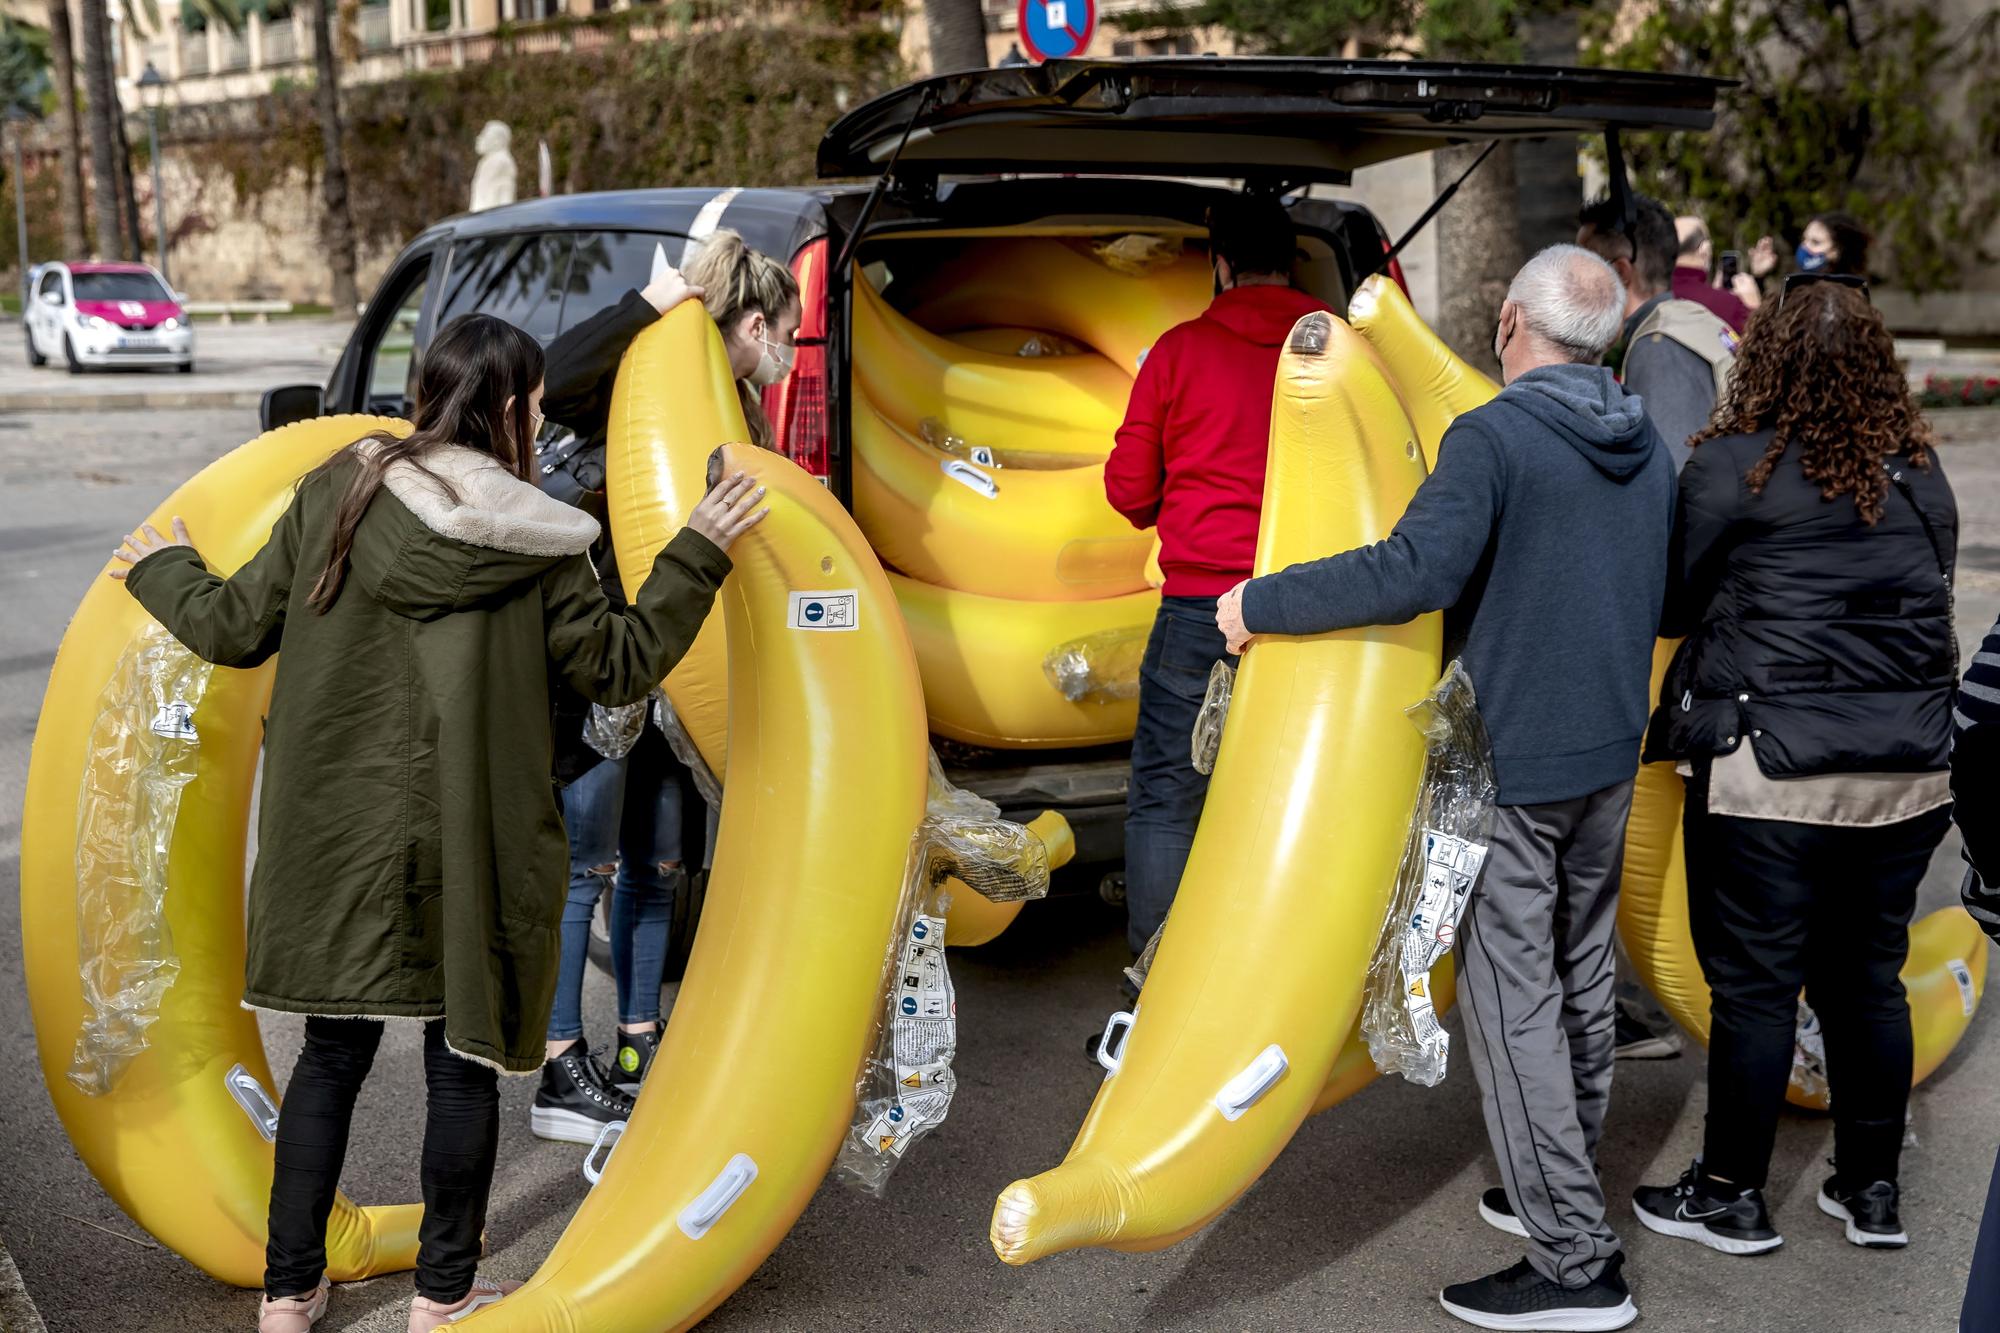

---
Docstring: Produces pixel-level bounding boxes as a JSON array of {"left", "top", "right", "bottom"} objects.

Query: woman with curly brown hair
[{"left": 1631, "top": 277, "right": 1957, "bottom": 1258}]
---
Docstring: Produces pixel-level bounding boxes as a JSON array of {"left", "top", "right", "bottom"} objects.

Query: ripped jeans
[{"left": 547, "top": 726, "right": 684, "bottom": 1040}]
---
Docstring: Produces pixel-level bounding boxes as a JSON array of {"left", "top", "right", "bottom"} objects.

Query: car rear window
[
  {"left": 72, "top": 271, "right": 169, "bottom": 302},
  {"left": 435, "top": 233, "right": 572, "bottom": 343},
  {"left": 557, "top": 231, "right": 685, "bottom": 330}
]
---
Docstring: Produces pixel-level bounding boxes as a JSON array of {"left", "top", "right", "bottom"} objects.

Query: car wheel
[
  {"left": 62, "top": 334, "right": 82, "bottom": 375},
  {"left": 177, "top": 361, "right": 194, "bottom": 374},
  {"left": 25, "top": 324, "right": 45, "bottom": 367}
]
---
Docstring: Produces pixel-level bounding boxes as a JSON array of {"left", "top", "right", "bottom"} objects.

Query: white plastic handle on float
[
  {"left": 224, "top": 1063, "right": 280, "bottom": 1143},
  {"left": 939, "top": 458, "right": 999, "bottom": 499},
  {"left": 1214, "top": 1044, "right": 1288, "bottom": 1122},
  {"left": 1096, "top": 1010, "right": 1135, "bottom": 1074},
  {"left": 678, "top": 1153, "right": 759, "bottom": 1240},
  {"left": 581, "top": 1118, "right": 626, "bottom": 1186}
]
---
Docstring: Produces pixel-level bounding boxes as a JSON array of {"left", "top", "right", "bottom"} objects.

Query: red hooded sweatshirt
[{"left": 1104, "top": 284, "right": 1331, "bottom": 596}]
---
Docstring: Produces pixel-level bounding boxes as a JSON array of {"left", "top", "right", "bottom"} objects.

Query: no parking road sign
[{"left": 1017, "top": 0, "right": 1096, "bottom": 62}]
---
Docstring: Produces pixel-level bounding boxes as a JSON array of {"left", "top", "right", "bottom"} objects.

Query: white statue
[{"left": 470, "top": 121, "right": 518, "bottom": 213}]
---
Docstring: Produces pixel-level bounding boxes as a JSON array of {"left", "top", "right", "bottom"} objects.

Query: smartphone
[{"left": 1719, "top": 250, "right": 1741, "bottom": 284}]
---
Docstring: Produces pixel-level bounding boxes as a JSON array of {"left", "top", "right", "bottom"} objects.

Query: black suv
[{"left": 275, "top": 57, "right": 1722, "bottom": 868}]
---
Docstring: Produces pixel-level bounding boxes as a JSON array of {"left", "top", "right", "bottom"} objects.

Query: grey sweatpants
[{"left": 1458, "top": 779, "right": 1633, "bottom": 1288}]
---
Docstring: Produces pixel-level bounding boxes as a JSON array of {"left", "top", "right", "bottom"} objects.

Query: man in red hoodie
[{"left": 1103, "top": 195, "right": 1329, "bottom": 961}]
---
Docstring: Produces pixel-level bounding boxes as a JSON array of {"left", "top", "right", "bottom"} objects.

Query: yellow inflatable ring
[
  {"left": 853, "top": 275, "right": 1131, "bottom": 463},
  {"left": 482, "top": 442, "right": 930, "bottom": 1331},
  {"left": 991, "top": 310, "right": 1440, "bottom": 1264},
  {"left": 853, "top": 389, "right": 1151, "bottom": 603},
  {"left": 21, "top": 415, "right": 423, "bottom": 1286},
  {"left": 902, "top": 237, "right": 1212, "bottom": 377},
  {"left": 1617, "top": 641, "right": 1989, "bottom": 1109}
]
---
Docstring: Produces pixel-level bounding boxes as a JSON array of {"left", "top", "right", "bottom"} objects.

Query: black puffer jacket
[{"left": 1646, "top": 428, "right": 1957, "bottom": 776}]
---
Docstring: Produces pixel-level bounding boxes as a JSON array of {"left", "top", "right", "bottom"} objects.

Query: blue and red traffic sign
[{"left": 1017, "top": 0, "right": 1096, "bottom": 62}]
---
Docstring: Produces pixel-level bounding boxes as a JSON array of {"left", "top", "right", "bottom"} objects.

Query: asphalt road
[{"left": 3, "top": 404, "right": 1998, "bottom": 1333}]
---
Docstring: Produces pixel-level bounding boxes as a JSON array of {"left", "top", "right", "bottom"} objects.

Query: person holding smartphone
[{"left": 1672, "top": 215, "right": 1753, "bottom": 332}]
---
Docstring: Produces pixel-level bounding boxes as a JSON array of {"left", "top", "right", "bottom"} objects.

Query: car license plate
[{"left": 119, "top": 334, "right": 158, "bottom": 349}]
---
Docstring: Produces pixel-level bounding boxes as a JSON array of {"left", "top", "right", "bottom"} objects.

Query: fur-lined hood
[{"left": 348, "top": 441, "right": 600, "bottom": 621}]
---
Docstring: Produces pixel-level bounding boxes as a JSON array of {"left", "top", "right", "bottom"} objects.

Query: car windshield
[{"left": 71, "top": 271, "right": 170, "bottom": 302}]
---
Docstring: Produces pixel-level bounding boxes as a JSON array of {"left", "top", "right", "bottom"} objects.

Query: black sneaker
[
  {"left": 1614, "top": 1011, "right": 1680, "bottom": 1061},
  {"left": 531, "top": 1040, "right": 634, "bottom": 1145},
  {"left": 1479, "top": 1187, "right": 1529, "bottom": 1239},
  {"left": 611, "top": 1027, "right": 661, "bottom": 1095},
  {"left": 1439, "top": 1254, "right": 1636, "bottom": 1331},
  {"left": 1819, "top": 1175, "right": 1908, "bottom": 1248},
  {"left": 1632, "top": 1161, "right": 1783, "bottom": 1255}
]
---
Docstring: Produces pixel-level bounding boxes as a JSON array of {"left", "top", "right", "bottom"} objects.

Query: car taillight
[
  {"left": 764, "top": 237, "right": 829, "bottom": 482},
  {"left": 1382, "top": 236, "right": 1410, "bottom": 299}
]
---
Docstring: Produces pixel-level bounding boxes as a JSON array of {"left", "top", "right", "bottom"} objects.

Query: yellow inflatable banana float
[
  {"left": 852, "top": 390, "right": 1151, "bottom": 602},
  {"left": 892, "top": 574, "right": 1157, "bottom": 749},
  {"left": 1348, "top": 273, "right": 1499, "bottom": 469},
  {"left": 991, "top": 310, "right": 1440, "bottom": 1265},
  {"left": 903, "top": 236, "right": 1212, "bottom": 376},
  {"left": 473, "top": 441, "right": 930, "bottom": 1332},
  {"left": 853, "top": 275, "right": 1131, "bottom": 463},
  {"left": 1618, "top": 644, "right": 1988, "bottom": 1109},
  {"left": 943, "top": 809, "right": 1076, "bottom": 948},
  {"left": 20, "top": 415, "right": 423, "bottom": 1286}
]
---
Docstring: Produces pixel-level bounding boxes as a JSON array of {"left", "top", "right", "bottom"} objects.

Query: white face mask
[{"left": 749, "top": 332, "right": 794, "bottom": 387}]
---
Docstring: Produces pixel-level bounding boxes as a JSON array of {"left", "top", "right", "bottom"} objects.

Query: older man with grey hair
[{"left": 1216, "top": 244, "right": 1673, "bottom": 1332}]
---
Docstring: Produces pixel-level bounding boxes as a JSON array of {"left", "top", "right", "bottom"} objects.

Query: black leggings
[
  {"left": 265, "top": 1017, "right": 499, "bottom": 1302},
  {"left": 1685, "top": 790, "right": 1950, "bottom": 1190}
]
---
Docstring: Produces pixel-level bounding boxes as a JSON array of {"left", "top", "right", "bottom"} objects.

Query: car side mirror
[{"left": 261, "top": 384, "right": 324, "bottom": 433}]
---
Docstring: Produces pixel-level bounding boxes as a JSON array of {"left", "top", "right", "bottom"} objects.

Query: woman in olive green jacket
[{"left": 113, "top": 313, "right": 766, "bottom": 1332}]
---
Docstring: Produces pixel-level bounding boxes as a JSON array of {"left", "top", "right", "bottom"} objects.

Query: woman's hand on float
[
  {"left": 642, "top": 266, "right": 705, "bottom": 316},
  {"left": 1216, "top": 579, "right": 1255, "bottom": 654},
  {"left": 689, "top": 471, "right": 768, "bottom": 553},
  {"left": 110, "top": 518, "right": 192, "bottom": 579}
]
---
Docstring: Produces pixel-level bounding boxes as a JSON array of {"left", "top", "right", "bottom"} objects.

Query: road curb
[
  {"left": 0, "top": 1233, "right": 48, "bottom": 1333},
  {"left": 0, "top": 389, "right": 266, "bottom": 413}
]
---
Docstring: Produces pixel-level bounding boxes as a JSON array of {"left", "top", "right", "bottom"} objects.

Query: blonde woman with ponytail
[{"left": 682, "top": 229, "right": 803, "bottom": 448}]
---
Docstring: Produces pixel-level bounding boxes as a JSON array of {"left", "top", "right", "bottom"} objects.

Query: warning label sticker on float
[
  {"left": 787, "top": 590, "right": 859, "bottom": 631},
  {"left": 149, "top": 700, "right": 199, "bottom": 742}
]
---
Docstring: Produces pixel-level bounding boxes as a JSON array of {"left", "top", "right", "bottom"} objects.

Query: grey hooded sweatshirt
[{"left": 1241, "top": 363, "right": 1675, "bottom": 805}]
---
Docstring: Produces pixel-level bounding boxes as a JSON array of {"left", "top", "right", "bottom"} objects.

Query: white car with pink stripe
[{"left": 23, "top": 261, "right": 195, "bottom": 373}]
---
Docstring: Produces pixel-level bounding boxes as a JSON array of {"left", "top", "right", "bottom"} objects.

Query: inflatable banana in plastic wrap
[
  {"left": 1347, "top": 273, "right": 1498, "bottom": 469},
  {"left": 20, "top": 415, "right": 423, "bottom": 1286},
  {"left": 471, "top": 441, "right": 930, "bottom": 1332},
  {"left": 852, "top": 391, "right": 1152, "bottom": 603},
  {"left": 944, "top": 810, "right": 1075, "bottom": 948},
  {"left": 1618, "top": 646, "right": 1988, "bottom": 1110},
  {"left": 990, "top": 310, "right": 1441, "bottom": 1264},
  {"left": 853, "top": 275, "right": 1131, "bottom": 463},
  {"left": 904, "top": 236, "right": 1212, "bottom": 376}
]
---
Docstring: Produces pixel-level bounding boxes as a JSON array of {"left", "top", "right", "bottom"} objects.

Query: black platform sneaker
[
  {"left": 1819, "top": 1175, "right": 1909, "bottom": 1248},
  {"left": 530, "top": 1039, "right": 634, "bottom": 1145},
  {"left": 1439, "top": 1253, "right": 1637, "bottom": 1331},
  {"left": 1632, "top": 1160, "right": 1783, "bottom": 1256},
  {"left": 611, "top": 1027, "right": 661, "bottom": 1095},
  {"left": 1479, "top": 1187, "right": 1530, "bottom": 1239}
]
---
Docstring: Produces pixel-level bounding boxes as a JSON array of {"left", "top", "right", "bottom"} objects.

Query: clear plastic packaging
[
  {"left": 69, "top": 623, "right": 214, "bottom": 1096},
  {"left": 835, "top": 753, "right": 1056, "bottom": 1196},
  {"left": 1009, "top": 332, "right": 1088, "bottom": 358},
  {"left": 1191, "top": 661, "right": 1234, "bottom": 775},
  {"left": 652, "top": 691, "right": 722, "bottom": 810},
  {"left": 584, "top": 699, "right": 648, "bottom": 761},
  {"left": 1362, "top": 661, "right": 1498, "bottom": 1087},
  {"left": 1791, "top": 1000, "right": 1830, "bottom": 1105},
  {"left": 1042, "top": 624, "right": 1149, "bottom": 704},
  {"left": 1089, "top": 233, "right": 1184, "bottom": 277}
]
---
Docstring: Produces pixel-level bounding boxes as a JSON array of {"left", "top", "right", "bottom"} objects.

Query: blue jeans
[
  {"left": 1124, "top": 595, "right": 1236, "bottom": 955},
  {"left": 547, "top": 727, "right": 684, "bottom": 1040}
]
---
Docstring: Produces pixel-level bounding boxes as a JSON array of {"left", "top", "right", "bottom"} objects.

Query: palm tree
[
  {"left": 307, "top": 0, "right": 357, "bottom": 313},
  {"left": 76, "top": 0, "right": 121, "bottom": 257},
  {"left": 922, "top": 0, "right": 987, "bottom": 73},
  {"left": 45, "top": 0, "right": 89, "bottom": 256}
]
